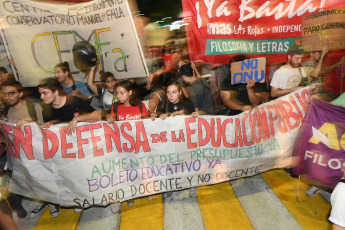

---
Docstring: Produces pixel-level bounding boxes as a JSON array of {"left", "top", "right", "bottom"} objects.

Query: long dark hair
[
  {"left": 115, "top": 80, "right": 140, "bottom": 106},
  {"left": 163, "top": 79, "right": 187, "bottom": 112},
  {"left": 150, "top": 71, "right": 173, "bottom": 90}
]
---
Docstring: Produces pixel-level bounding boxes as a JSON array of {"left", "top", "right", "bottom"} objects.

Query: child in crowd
[
  {"left": 106, "top": 80, "right": 149, "bottom": 122},
  {"left": 87, "top": 66, "right": 117, "bottom": 117},
  {"left": 106, "top": 80, "right": 150, "bottom": 213}
]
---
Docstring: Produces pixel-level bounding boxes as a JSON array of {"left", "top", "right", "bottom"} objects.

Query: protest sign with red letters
[{"left": 2, "top": 87, "right": 311, "bottom": 207}]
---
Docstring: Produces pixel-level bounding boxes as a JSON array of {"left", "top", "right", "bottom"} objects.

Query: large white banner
[
  {"left": 1, "top": 88, "right": 310, "bottom": 208},
  {"left": 0, "top": 36, "right": 11, "bottom": 73},
  {"left": 0, "top": 0, "right": 147, "bottom": 86}
]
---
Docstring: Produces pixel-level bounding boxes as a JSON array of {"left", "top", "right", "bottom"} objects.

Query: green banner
[{"left": 205, "top": 38, "right": 301, "bottom": 55}]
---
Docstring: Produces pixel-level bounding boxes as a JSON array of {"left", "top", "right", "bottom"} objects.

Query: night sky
[
  {"left": 47, "top": 0, "right": 183, "bottom": 21},
  {"left": 134, "top": 0, "right": 183, "bottom": 21}
]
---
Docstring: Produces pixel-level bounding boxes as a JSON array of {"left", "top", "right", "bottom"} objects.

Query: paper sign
[
  {"left": 301, "top": 9, "right": 345, "bottom": 52},
  {"left": 0, "top": 0, "right": 148, "bottom": 86},
  {"left": 231, "top": 58, "right": 266, "bottom": 85}
]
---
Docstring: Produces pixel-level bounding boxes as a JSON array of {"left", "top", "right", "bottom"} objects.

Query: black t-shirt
[
  {"left": 46, "top": 96, "right": 95, "bottom": 122},
  {"left": 166, "top": 99, "right": 195, "bottom": 115},
  {"left": 220, "top": 76, "right": 268, "bottom": 115}
]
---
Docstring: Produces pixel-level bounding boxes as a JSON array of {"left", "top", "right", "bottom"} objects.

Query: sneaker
[
  {"left": 146, "top": 195, "right": 153, "bottom": 200},
  {"left": 189, "top": 187, "right": 197, "bottom": 198},
  {"left": 110, "top": 203, "right": 121, "bottom": 213},
  {"left": 306, "top": 186, "right": 321, "bottom": 197},
  {"left": 48, "top": 204, "right": 60, "bottom": 218},
  {"left": 127, "top": 200, "right": 134, "bottom": 207},
  {"left": 30, "top": 202, "right": 47, "bottom": 217},
  {"left": 16, "top": 205, "right": 27, "bottom": 218},
  {"left": 74, "top": 208, "right": 83, "bottom": 213}
]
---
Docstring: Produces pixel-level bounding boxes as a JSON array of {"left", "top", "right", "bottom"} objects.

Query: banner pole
[
  {"left": 341, "top": 60, "right": 344, "bottom": 94},
  {"left": 125, "top": 0, "right": 149, "bottom": 76},
  {"left": 0, "top": 24, "right": 18, "bottom": 81}
]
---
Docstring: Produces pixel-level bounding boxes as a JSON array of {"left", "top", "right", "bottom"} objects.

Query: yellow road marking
[
  {"left": 261, "top": 170, "right": 332, "bottom": 230},
  {"left": 197, "top": 182, "right": 253, "bottom": 230},
  {"left": 34, "top": 207, "right": 81, "bottom": 230},
  {"left": 120, "top": 195, "right": 163, "bottom": 230}
]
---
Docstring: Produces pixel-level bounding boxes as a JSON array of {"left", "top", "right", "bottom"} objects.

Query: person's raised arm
[
  {"left": 309, "top": 46, "right": 328, "bottom": 78},
  {"left": 86, "top": 65, "right": 98, "bottom": 95},
  {"left": 321, "top": 56, "right": 345, "bottom": 75}
]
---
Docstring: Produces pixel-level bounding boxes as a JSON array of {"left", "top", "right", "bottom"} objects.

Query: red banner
[{"left": 181, "top": 0, "right": 345, "bottom": 65}]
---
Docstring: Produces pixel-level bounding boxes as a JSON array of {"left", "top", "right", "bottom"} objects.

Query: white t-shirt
[
  {"left": 102, "top": 89, "right": 114, "bottom": 111},
  {"left": 270, "top": 66, "right": 306, "bottom": 89},
  {"left": 329, "top": 179, "right": 345, "bottom": 228}
]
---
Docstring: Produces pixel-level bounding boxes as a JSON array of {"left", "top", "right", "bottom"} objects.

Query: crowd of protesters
[{"left": 0, "top": 37, "right": 345, "bottom": 229}]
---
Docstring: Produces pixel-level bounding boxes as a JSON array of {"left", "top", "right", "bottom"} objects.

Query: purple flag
[{"left": 293, "top": 99, "right": 345, "bottom": 189}]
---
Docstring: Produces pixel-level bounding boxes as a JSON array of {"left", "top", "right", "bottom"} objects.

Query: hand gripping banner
[{"left": 2, "top": 88, "right": 310, "bottom": 207}]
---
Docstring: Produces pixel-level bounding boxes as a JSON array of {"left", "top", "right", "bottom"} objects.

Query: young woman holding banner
[
  {"left": 151, "top": 79, "right": 199, "bottom": 119},
  {"left": 151, "top": 79, "right": 199, "bottom": 197},
  {"left": 106, "top": 79, "right": 150, "bottom": 213}
]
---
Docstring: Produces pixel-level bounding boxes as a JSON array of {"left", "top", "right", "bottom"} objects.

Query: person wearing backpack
[
  {"left": 106, "top": 79, "right": 150, "bottom": 213},
  {"left": 0, "top": 79, "right": 45, "bottom": 219},
  {"left": 106, "top": 80, "right": 149, "bottom": 123},
  {"left": 54, "top": 62, "right": 92, "bottom": 102}
]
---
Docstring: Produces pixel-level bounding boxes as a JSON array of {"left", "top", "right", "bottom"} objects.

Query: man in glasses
[
  {"left": 0, "top": 79, "right": 45, "bottom": 220},
  {"left": 0, "top": 80, "right": 62, "bottom": 218},
  {"left": 1, "top": 80, "right": 44, "bottom": 127}
]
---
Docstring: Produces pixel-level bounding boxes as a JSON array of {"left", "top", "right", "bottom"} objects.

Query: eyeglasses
[{"left": 1, "top": 91, "right": 18, "bottom": 97}]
